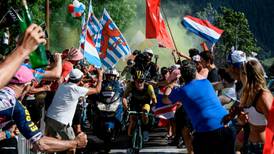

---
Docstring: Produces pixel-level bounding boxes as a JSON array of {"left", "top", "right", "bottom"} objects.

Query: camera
[{"left": 132, "top": 50, "right": 141, "bottom": 56}]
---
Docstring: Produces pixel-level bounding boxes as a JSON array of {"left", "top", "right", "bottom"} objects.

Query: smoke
[
  {"left": 50, "top": 0, "right": 82, "bottom": 52},
  {"left": 122, "top": 0, "right": 203, "bottom": 68},
  {"left": 49, "top": 0, "right": 204, "bottom": 68}
]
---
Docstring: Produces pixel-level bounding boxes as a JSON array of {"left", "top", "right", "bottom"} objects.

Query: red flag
[
  {"left": 146, "top": 0, "right": 159, "bottom": 38},
  {"left": 146, "top": 0, "right": 175, "bottom": 49},
  {"left": 263, "top": 99, "right": 274, "bottom": 154}
]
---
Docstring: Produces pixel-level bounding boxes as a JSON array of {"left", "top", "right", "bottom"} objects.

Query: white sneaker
[{"left": 143, "top": 131, "right": 150, "bottom": 142}]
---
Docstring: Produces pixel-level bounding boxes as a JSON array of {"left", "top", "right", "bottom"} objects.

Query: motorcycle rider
[
  {"left": 93, "top": 68, "right": 124, "bottom": 142},
  {"left": 122, "top": 70, "right": 157, "bottom": 142},
  {"left": 131, "top": 48, "right": 159, "bottom": 82}
]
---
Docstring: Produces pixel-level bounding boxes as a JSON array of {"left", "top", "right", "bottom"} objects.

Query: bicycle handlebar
[{"left": 128, "top": 111, "right": 154, "bottom": 116}]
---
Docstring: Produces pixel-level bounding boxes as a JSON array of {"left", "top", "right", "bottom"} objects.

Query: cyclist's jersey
[
  {"left": 124, "top": 82, "right": 156, "bottom": 105},
  {"left": 0, "top": 87, "right": 43, "bottom": 143}
]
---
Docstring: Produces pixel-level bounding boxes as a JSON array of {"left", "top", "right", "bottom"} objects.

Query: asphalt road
[{"left": 78, "top": 128, "right": 188, "bottom": 154}]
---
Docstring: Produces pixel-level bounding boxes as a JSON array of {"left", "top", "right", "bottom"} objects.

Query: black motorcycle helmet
[{"left": 133, "top": 70, "right": 145, "bottom": 81}]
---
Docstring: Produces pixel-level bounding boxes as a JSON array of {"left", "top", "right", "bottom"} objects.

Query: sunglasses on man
[{"left": 135, "top": 79, "right": 144, "bottom": 83}]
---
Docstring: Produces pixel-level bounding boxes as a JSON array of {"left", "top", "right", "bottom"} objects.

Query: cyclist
[{"left": 122, "top": 70, "right": 157, "bottom": 142}]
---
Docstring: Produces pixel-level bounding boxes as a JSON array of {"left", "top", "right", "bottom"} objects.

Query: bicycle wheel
[{"left": 132, "top": 124, "right": 143, "bottom": 150}]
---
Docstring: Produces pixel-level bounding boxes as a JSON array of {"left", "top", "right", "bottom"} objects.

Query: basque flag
[
  {"left": 94, "top": 9, "right": 131, "bottom": 68},
  {"left": 182, "top": 15, "right": 224, "bottom": 43}
]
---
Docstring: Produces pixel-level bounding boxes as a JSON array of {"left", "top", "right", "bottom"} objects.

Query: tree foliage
[
  {"left": 0, "top": 0, "right": 136, "bottom": 52},
  {"left": 216, "top": 7, "right": 260, "bottom": 55},
  {"left": 196, "top": 5, "right": 260, "bottom": 66}
]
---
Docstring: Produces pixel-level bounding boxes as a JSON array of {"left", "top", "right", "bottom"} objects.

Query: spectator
[
  {"left": 238, "top": 58, "right": 273, "bottom": 153},
  {"left": 0, "top": 65, "right": 87, "bottom": 153},
  {"left": 45, "top": 68, "right": 103, "bottom": 154},
  {"left": 191, "top": 54, "right": 208, "bottom": 78},
  {"left": 22, "top": 53, "right": 62, "bottom": 126},
  {"left": 217, "top": 68, "right": 236, "bottom": 110},
  {"left": 226, "top": 50, "right": 247, "bottom": 97},
  {"left": 166, "top": 60, "right": 234, "bottom": 154},
  {"left": 0, "top": 24, "right": 46, "bottom": 89},
  {"left": 45, "top": 48, "right": 83, "bottom": 110},
  {"left": 121, "top": 59, "right": 134, "bottom": 81},
  {"left": 225, "top": 50, "right": 248, "bottom": 154},
  {"left": 199, "top": 51, "right": 219, "bottom": 83}
]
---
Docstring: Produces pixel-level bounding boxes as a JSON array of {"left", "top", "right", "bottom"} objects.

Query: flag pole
[
  {"left": 160, "top": 2, "right": 190, "bottom": 60},
  {"left": 46, "top": 0, "right": 50, "bottom": 50},
  {"left": 160, "top": 4, "right": 177, "bottom": 51}
]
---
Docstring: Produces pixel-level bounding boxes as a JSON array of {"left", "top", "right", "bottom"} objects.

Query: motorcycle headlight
[{"left": 96, "top": 100, "right": 121, "bottom": 112}]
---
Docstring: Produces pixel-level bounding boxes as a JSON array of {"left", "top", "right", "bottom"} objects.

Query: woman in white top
[{"left": 239, "top": 58, "right": 273, "bottom": 153}]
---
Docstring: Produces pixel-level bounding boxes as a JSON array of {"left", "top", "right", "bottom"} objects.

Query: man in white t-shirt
[{"left": 45, "top": 68, "right": 103, "bottom": 153}]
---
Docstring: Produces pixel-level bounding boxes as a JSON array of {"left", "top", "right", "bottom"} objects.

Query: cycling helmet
[{"left": 133, "top": 70, "right": 145, "bottom": 81}]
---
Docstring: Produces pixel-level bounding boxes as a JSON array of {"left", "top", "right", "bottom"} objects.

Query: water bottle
[{"left": 19, "top": 0, "right": 48, "bottom": 68}]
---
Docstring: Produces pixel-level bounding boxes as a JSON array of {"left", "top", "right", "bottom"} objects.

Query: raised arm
[
  {"left": 86, "top": 69, "right": 103, "bottom": 95},
  {"left": 0, "top": 24, "right": 46, "bottom": 88},
  {"left": 42, "top": 53, "right": 62, "bottom": 80}
]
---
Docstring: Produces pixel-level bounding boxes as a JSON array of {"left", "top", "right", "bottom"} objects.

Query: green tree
[
  {"left": 196, "top": 3, "right": 218, "bottom": 24},
  {"left": 50, "top": 0, "right": 137, "bottom": 51},
  {"left": 0, "top": 0, "right": 136, "bottom": 52},
  {"left": 0, "top": 0, "right": 45, "bottom": 56},
  {"left": 216, "top": 7, "right": 260, "bottom": 55},
  {"left": 196, "top": 5, "right": 261, "bottom": 65}
]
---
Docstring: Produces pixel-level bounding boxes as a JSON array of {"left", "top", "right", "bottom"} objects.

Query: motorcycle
[{"left": 93, "top": 79, "right": 124, "bottom": 152}]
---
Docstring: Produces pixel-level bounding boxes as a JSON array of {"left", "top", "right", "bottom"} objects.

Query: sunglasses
[{"left": 135, "top": 79, "right": 144, "bottom": 83}]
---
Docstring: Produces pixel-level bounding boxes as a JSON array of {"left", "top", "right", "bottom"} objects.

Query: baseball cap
[
  {"left": 192, "top": 55, "right": 201, "bottom": 62},
  {"left": 10, "top": 65, "right": 35, "bottom": 84},
  {"left": 68, "top": 48, "right": 83, "bottom": 61},
  {"left": 227, "top": 50, "right": 246, "bottom": 68},
  {"left": 69, "top": 69, "right": 83, "bottom": 80},
  {"left": 167, "top": 69, "right": 181, "bottom": 83}
]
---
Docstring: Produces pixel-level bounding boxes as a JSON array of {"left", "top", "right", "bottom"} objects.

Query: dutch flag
[{"left": 182, "top": 15, "right": 224, "bottom": 43}]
